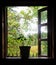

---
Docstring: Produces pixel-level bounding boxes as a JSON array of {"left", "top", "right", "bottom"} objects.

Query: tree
[
  {"left": 7, "top": 7, "right": 22, "bottom": 56},
  {"left": 7, "top": 6, "right": 47, "bottom": 57}
]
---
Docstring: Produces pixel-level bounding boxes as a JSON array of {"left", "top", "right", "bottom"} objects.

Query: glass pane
[
  {"left": 41, "top": 41, "right": 48, "bottom": 56},
  {"left": 41, "top": 10, "right": 47, "bottom": 24},
  {"left": 41, "top": 26, "right": 48, "bottom": 39}
]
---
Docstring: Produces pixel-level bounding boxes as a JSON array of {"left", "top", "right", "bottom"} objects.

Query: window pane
[
  {"left": 41, "top": 10, "right": 47, "bottom": 24},
  {"left": 41, "top": 26, "right": 48, "bottom": 39},
  {"left": 41, "top": 41, "right": 48, "bottom": 56}
]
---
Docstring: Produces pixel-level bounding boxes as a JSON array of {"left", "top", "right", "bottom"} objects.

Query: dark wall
[
  {"left": 2, "top": 8, "right": 4, "bottom": 58},
  {"left": 48, "top": 6, "right": 54, "bottom": 58},
  {"left": 52, "top": 7, "right": 54, "bottom": 58}
]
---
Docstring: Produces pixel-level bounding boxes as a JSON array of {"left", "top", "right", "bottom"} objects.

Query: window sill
[{"left": 6, "top": 57, "right": 48, "bottom": 59}]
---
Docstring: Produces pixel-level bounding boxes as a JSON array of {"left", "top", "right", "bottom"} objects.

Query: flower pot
[{"left": 19, "top": 46, "right": 31, "bottom": 59}]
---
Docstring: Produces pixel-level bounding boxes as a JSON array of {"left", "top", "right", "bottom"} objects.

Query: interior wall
[
  {"left": 52, "top": 7, "right": 54, "bottom": 59},
  {"left": 2, "top": 8, "right": 4, "bottom": 58}
]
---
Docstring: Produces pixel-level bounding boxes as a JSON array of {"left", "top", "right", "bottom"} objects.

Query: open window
[
  {"left": 38, "top": 7, "right": 48, "bottom": 57},
  {"left": 2, "top": 6, "right": 54, "bottom": 59}
]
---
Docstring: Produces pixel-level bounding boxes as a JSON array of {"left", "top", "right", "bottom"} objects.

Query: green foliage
[
  {"left": 7, "top": 6, "right": 48, "bottom": 57},
  {"left": 29, "top": 6, "right": 46, "bottom": 17},
  {"left": 41, "top": 32, "right": 47, "bottom": 39},
  {"left": 20, "top": 10, "right": 33, "bottom": 20},
  {"left": 41, "top": 41, "right": 48, "bottom": 55},
  {"left": 41, "top": 10, "right": 47, "bottom": 23}
]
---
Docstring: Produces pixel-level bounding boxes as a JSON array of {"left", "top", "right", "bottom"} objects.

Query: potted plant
[{"left": 17, "top": 34, "right": 31, "bottom": 59}]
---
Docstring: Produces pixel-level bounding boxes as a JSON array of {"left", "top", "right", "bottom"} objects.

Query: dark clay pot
[{"left": 19, "top": 46, "right": 31, "bottom": 59}]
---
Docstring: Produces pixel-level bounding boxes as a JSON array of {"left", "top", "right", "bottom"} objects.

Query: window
[
  {"left": 2, "top": 6, "right": 54, "bottom": 59},
  {"left": 38, "top": 7, "right": 48, "bottom": 57}
]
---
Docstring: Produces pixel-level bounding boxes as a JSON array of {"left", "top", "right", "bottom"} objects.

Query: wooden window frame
[
  {"left": 2, "top": 6, "right": 54, "bottom": 59},
  {"left": 38, "top": 7, "right": 48, "bottom": 57}
]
